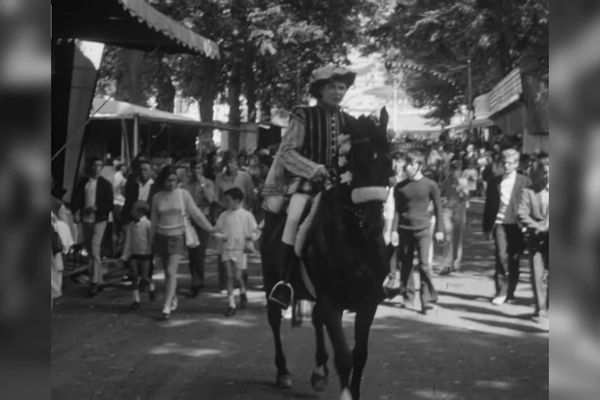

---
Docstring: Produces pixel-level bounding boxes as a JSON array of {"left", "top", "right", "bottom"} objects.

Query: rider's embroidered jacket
[{"left": 262, "top": 101, "right": 352, "bottom": 201}]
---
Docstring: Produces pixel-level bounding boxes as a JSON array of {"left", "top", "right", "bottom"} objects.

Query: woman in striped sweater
[{"left": 151, "top": 166, "right": 215, "bottom": 319}]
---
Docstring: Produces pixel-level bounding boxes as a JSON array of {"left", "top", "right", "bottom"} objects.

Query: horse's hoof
[
  {"left": 276, "top": 373, "right": 292, "bottom": 389},
  {"left": 310, "top": 369, "right": 329, "bottom": 391}
]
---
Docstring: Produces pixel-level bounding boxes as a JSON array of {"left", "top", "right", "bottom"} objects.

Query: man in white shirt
[
  {"left": 483, "top": 149, "right": 531, "bottom": 305},
  {"left": 112, "top": 160, "right": 127, "bottom": 256}
]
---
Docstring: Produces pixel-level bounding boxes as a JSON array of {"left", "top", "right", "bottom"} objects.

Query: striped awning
[{"left": 52, "top": 0, "right": 220, "bottom": 59}]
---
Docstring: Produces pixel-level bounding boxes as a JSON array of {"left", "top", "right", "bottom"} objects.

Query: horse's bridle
[
  {"left": 341, "top": 200, "right": 365, "bottom": 227},
  {"left": 340, "top": 189, "right": 386, "bottom": 229}
]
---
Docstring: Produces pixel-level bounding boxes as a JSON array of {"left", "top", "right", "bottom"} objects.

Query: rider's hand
[
  {"left": 434, "top": 231, "right": 444, "bottom": 243},
  {"left": 83, "top": 206, "right": 96, "bottom": 215},
  {"left": 483, "top": 230, "right": 492, "bottom": 240},
  {"left": 312, "top": 165, "right": 329, "bottom": 182}
]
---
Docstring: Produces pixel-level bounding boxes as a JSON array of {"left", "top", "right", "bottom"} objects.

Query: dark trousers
[
  {"left": 398, "top": 228, "right": 438, "bottom": 305},
  {"left": 218, "top": 255, "right": 226, "bottom": 291},
  {"left": 528, "top": 232, "right": 549, "bottom": 314},
  {"left": 493, "top": 224, "right": 525, "bottom": 298},
  {"left": 187, "top": 221, "right": 210, "bottom": 288}
]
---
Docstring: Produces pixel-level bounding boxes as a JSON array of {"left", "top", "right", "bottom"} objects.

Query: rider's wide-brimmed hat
[{"left": 308, "top": 65, "right": 356, "bottom": 98}]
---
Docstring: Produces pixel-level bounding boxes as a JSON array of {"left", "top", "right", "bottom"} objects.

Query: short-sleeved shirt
[
  {"left": 215, "top": 207, "right": 258, "bottom": 269},
  {"left": 215, "top": 208, "right": 257, "bottom": 251}
]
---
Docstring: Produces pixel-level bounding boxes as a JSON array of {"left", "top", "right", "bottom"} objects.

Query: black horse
[{"left": 260, "top": 108, "right": 393, "bottom": 400}]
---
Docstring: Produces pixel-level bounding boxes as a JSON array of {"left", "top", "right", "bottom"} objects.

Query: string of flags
[{"left": 394, "top": 62, "right": 461, "bottom": 91}]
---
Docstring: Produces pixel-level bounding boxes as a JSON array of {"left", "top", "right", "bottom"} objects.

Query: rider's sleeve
[{"left": 279, "top": 110, "right": 322, "bottom": 179}]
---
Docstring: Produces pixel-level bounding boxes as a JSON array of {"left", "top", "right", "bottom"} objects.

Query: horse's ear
[{"left": 379, "top": 107, "right": 389, "bottom": 129}]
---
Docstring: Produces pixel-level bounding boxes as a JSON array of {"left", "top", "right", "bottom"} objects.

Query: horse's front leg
[
  {"left": 350, "top": 302, "right": 378, "bottom": 400},
  {"left": 321, "top": 298, "right": 353, "bottom": 399},
  {"left": 267, "top": 302, "right": 292, "bottom": 388},
  {"left": 310, "top": 302, "right": 329, "bottom": 391}
]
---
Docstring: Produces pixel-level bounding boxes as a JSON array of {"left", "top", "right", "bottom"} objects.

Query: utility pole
[
  {"left": 467, "top": 58, "right": 473, "bottom": 133},
  {"left": 392, "top": 77, "right": 398, "bottom": 134}
]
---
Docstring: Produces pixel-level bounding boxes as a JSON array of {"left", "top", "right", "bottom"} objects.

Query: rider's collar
[{"left": 317, "top": 100, "right": 341, "bottom": 113}]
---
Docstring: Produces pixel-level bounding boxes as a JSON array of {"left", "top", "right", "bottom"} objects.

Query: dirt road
[{"left": 52, "top": 200, "right": 548, "bottom": 399}]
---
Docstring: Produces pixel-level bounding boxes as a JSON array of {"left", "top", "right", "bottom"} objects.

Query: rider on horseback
[{"left": 262, "top": 65, "right": 357, "bottom": 309}]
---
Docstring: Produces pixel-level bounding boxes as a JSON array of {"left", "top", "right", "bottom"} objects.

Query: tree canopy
[
  {"left": 96, "top": 0, "right": 548, "bottom": 127},
  {"left": 366, "top": 0, "right": 548, "bottom": 125},
  {"left": 96, "top": 0, "right": 379, "bottom": 123}
]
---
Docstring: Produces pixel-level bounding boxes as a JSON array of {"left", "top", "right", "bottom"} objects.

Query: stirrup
[{"left": 268, "top": 281, "right": 294, "bottom": 309}]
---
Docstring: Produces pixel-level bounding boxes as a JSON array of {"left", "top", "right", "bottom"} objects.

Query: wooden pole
[{"left": 133, "top": 115, "right": 139, "bottom": 157}]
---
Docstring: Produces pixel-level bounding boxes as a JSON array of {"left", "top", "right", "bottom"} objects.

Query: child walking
[
  {"left": 215, "top": 187, "right": 259, "bottom": 317},
  {"left": 121, "top": 201, "right": 155, "bottom": 309}
]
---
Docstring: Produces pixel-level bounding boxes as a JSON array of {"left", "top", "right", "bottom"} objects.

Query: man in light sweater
[
  {"left": 518, "top": 152, "right": 549, "bottom": 323},
  {"left": 392, "top": 151, "right": 444, "bottom": 314},
  {"left": 483, "top": 148, "right": 531, "bottom": 305}
]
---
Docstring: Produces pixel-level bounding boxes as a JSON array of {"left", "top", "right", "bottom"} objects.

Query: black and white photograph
[{"left": 33, "top": 0, "right": 596, "bottom": 399}]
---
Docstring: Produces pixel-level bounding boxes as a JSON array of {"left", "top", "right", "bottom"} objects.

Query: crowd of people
[
  {"left": 51, "top": 148, "right": 272, "bottom": 317},
  {"left": 383, "top": 140, "right": 549, "bottom": 323},
  {"left": 51, "top": 138, "right": 549, "bottom": 325},
  {"left": 51, "top": 65, "right": 548, "bottom": 329}
]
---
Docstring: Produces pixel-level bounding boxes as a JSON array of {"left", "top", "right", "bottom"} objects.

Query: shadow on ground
[{"left": 52, "top": 200, "right": 547, "bottom": 400}]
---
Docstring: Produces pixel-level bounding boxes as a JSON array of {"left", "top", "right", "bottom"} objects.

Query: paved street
[{"left": 51, "top": 200, "right": 548, "bottom": 399}]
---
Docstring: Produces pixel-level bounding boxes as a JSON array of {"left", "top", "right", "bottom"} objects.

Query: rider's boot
[{"left": 268, "top": 244, "right": 296, "bottom": 309}]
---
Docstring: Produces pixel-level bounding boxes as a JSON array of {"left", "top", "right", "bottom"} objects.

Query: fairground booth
[{"left": 51, "top": 0, "right": 220, "bottom": 199}]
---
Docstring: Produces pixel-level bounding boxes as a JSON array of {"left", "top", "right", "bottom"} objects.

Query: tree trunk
[
  {"left": 245, "top": 51, "right": 257, "bottom": 123},
  {"left": 198, "top": 59, "right": 217, "bottom": 122},
  {"left": 228, "top": 60, "right": 242, "bottom": 152},
  {"left": 260, "top": 98, "right": 271, "bottom": 123},
  {"left": 199, "top": 95, "right": 214, "bottom": 122},
  {"left": 197, "top": 61, "right": 218, "bottom": 155},
  {"left": 155, "top": 61, "right": 175, "bottom": 112},
  {"left": 115, "top": 49, "right": 146, "bottom": 106}
]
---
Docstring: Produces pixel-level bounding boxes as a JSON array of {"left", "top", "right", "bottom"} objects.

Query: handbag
[
  {"left": 178, "top": 189, "right": 200, "bottom": 248},
  {"left": 382, "top": 271, "right": 401, "bottom": 299}
]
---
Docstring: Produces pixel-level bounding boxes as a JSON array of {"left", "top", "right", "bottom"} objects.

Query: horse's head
[{"left": 344, "top": 107, "right": 393, "bottom": 238}]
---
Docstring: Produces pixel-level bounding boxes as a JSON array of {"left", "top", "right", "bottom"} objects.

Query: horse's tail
[{"left": 290, "top": 299, "right": 313, "bottom": 329}]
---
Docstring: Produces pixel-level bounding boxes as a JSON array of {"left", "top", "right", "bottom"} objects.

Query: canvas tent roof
[
  {"left": 90, "top": 98, "right": 249, "bottom": 131},
  {"left": 91, "top": 98, "right": 199, "bottom": 124},
  {"left": 52, "top": 0, "right": 220, "bottom": 58}
]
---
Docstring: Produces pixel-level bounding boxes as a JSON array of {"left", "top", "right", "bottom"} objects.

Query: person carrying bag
[{"left": 178, "top": 188, "right": 200, "bottom": 248}]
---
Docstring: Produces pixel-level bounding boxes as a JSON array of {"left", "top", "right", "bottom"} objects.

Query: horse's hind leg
[
  {"left": 267, "top": 302, "right": 291, "bottom": 388},
  {"left": 321, "top": 300, "right": 352, "bottom": 398},
  {"left": 350, "top": 303, "right": 378, "bottom": 400},
  {"left": 310, "top": 302, "right": 329, "bottom": 391}
]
